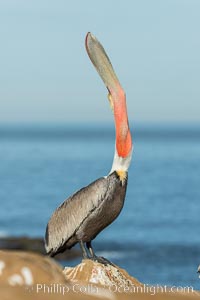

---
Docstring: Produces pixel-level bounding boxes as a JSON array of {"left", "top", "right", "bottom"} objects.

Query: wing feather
[{"left": 45, "top": 177, "right": 108, "bottom": 254}]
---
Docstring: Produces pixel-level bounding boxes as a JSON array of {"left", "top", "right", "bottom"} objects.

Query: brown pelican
[{"left": 45, "top": 32, "right": 133, "bottom": 263}]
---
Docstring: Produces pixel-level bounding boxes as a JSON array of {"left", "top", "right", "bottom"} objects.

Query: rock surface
[
  {"left": 0, "top": 250, "right": 199, "bottom": 300},
  {"left": 0, "top": 250, "right": 67, "bottom": 285},
  {"left": 64, "top": 259, "right": 142, "bottom": 287}
]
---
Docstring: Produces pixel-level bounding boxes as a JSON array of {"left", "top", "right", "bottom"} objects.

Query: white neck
[{"left": 109, "top": 146, "right": 133, "bottom": 174}]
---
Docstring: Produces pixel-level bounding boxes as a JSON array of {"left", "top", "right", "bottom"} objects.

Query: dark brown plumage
[{"left": 45, "top": 171, "right": 127, "bottom": 257}]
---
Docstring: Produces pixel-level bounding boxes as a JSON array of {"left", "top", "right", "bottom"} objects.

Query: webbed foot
[{"left": 90, "top": 255, "right": 115, "bottom": 266}]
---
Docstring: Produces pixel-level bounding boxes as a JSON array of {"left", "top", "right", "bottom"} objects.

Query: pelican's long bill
[
  {"left": 85, "top": 32, "right": 132, "bottom": 162},
  {"left": 85, "top": 32, "right": 120, "bottom": 93}
]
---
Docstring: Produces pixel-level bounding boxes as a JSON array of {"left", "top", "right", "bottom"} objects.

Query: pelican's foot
[{"left": 90, "top": 255, "right": 115, "bottom": 266}]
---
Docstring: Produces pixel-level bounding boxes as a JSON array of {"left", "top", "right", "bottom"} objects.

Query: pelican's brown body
[
  {"left": 45, "top": 33, "right": 132, "bottom": 261},
  {"left": 45, "top": 171, "right": 127, "bottom": 256}
]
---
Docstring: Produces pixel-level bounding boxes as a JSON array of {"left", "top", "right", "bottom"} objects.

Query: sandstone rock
[
  {"left": 63, "top": 259, "right": 142, "bottom": 288},
  {"left": 63, "top": 259, "right": 199, "bottom": 299},
  {"left": 0, "top": 250, "right": 66, "bottom": 286},
  {"left": 0, "top": 250, "right": 199, "bottom": 300}
]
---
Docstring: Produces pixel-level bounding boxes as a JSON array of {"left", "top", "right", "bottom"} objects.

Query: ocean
[{"left": 0, "top": 123, "right": 200, "bottom": 289}]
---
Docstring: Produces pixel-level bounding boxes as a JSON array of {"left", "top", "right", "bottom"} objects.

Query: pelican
[{"left": 45, "top": 32, "right": 133, "bottom": 263}]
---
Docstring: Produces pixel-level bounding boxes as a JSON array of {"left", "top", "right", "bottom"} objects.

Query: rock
[
  {"left": 0, "top": 250, "right": 199, "bottom": 300},
  {"left": 0, "top": 250, "right": 66, "bottom": 286},
  {"left": 63, "top": 259, "right": 142, "bottom": 288},
  {"left": 63, "top": 259, "right": 199, "bottom": 299}
]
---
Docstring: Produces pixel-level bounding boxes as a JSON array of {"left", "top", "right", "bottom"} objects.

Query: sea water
[{"left": 0, "top": 123, "right": 200, "bottom": 288}]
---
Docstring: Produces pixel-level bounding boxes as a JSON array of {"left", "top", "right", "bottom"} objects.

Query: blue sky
[{"left": 0, "top": 0, "right": 200, "bottom": 124}]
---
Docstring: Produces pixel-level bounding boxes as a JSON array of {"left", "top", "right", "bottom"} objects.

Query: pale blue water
[{"left": 0, "top": 123, "right": 200, "bottom": 289}]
